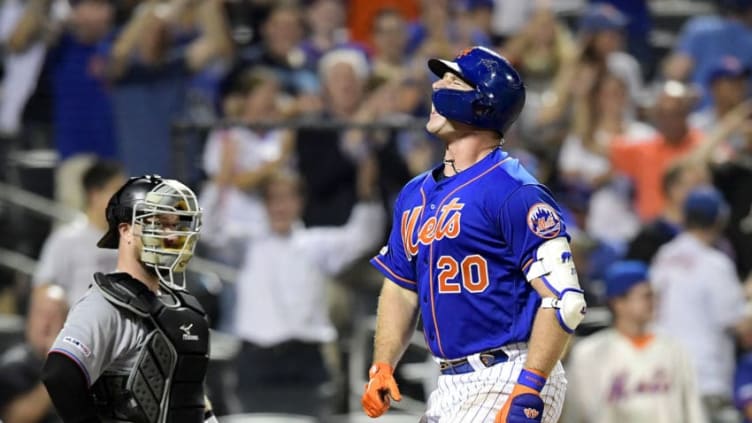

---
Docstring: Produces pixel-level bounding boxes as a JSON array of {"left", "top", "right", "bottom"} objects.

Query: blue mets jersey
[{"left": 370, "top": 148, "right": 568, "bottom": 359}]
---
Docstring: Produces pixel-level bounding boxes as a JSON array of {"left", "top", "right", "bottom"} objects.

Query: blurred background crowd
[{"left": 1, "top": 0, "right": 752, "bottom": 421}]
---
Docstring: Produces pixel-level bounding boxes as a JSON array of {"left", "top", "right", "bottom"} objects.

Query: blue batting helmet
[{"left": 428, "top": 46, "right": 525, "bottom": 135}]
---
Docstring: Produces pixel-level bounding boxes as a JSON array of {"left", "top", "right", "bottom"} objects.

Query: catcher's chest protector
[{"left": 91, "top": 272, "right": 209, "bottom": 423}]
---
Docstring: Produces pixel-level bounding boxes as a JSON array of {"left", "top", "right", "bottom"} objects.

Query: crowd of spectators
[{"left": 2, "top": 0, "right": 752, "bottom": 421}]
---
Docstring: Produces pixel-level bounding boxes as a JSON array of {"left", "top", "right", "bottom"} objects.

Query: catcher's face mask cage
[{"left": 132, "top": 179, "right": 202, "bottom": 290}]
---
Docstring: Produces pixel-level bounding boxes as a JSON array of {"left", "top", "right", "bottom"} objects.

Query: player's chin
[{"left": 426, "top": 114, "right": 447, "bottom": 134}]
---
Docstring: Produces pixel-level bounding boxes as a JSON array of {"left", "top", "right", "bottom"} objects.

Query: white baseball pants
[{"left": 421, "top": 343, "right": 567, "bottom": 423}]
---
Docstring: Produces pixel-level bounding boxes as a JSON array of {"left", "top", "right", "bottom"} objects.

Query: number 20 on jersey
[{"left": 437, "top": 255, "right": 489, "bottom": 293}]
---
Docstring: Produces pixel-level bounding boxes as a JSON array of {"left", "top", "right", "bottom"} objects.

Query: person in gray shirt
[{"left": 41, "top": 175, "right": 216, "bottom": 423}]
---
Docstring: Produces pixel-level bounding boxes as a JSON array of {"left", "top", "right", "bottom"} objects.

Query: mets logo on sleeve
[{"left": 527, "top": 202, "right": 561, "bottom": 239}]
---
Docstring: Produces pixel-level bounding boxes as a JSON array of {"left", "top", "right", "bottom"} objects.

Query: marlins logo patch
[{"left": 527, "top": 202, "right": 561, "bottom": 239}]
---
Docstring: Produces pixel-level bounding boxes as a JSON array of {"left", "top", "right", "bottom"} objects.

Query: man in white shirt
[
  {"left": 652, "top": 185, "right": 752, "bottom": 423},
  {"left": 33, "top": 160, "right": 125, "bottom": 304},
  {"left": 566, "top": 260, "right": 706, "bottom": 423},
  {"left": 233, "top": 168, "right": 384, "bottom": 417}
]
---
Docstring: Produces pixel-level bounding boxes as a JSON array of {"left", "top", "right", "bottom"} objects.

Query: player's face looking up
[{"left": 427, "top": 72, "right": 473, "bottom": 135}]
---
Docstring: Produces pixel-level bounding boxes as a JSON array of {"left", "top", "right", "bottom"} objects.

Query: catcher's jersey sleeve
[
  {"left": 370, "top": 191, "right": 418, "bottom": 291},
  {"left": 498, "top": 184, "right": 569, "bottom": 270},
  {"left": 48, "top": 288, "right": 141, "bottom": 385}
]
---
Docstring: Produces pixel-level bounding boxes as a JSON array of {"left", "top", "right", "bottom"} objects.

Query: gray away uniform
[{"left": 48, "top": 272, "right": 210, "bottom": 423}]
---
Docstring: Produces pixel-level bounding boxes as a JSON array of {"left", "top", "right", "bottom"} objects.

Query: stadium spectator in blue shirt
[
  {"left": 100, "top": 0, "right": 233, "bottom": 177},
  {"left": 664, "top": 0, "right": 752, "bottom": 109},
  {"left": 47, "top": 0, "right": 117, "bottom": 160}
]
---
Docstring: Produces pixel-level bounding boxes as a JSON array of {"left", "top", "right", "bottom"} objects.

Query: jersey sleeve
[
  {"left": 370, "top": 194, "right": 417, "bottom": 291},
  {"left": 47, "top": 289, "right": 121, "bottom": 386},
  {"left": 499, "top": 184, "right": 569, "bottom": 270}
]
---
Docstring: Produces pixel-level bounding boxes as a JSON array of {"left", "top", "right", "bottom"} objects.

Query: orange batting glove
[
  {"left": 361, "top": 362, "right": 402, "bottom": 418},
  {"left": 495, "top": 368, "right": 546, "bottom": 423}
]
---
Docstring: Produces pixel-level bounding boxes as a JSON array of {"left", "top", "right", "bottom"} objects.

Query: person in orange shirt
[
  {"left": 610, "top": 81, "right": 703, "bottom": 220},
  {"left": 347, "top": 0, "right": 419, "bottom": 47}
]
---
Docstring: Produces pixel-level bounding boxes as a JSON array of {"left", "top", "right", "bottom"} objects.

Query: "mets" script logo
[{"left": 401, "top": 198, "right": 464, "bottom": 257}]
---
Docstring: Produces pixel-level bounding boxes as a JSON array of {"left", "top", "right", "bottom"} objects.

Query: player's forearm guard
[{"left": 525, "top": 237, "right": 587, "bottom": 333}]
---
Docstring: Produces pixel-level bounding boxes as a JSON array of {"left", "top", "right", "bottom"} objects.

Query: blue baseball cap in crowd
[
  {"left": 458, "top": 0, "right": 495, "bottom": 11},
  {"left": 706, "top": 56, "right": 750, "bottom": 85},
  {"left": 604, "top": 261, "right": 649, "bottom": 299},
  {"left": 579, "top": 4, "right": 628, "bottom": 33},
  {"left": 683, "top": 185, "right": 730, "bottom": 227}
]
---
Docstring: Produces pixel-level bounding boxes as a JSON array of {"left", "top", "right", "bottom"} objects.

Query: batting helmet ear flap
[{"left": 472, "top": 95, "right": 495, "bottom": 119}]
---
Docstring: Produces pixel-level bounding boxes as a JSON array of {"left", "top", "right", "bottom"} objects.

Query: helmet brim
[
  {"left": 428, "top": 58, "right": 464, "bottom": 81},
  {"left": 97, "top": 227, "right": 119, "bottom": 249}
]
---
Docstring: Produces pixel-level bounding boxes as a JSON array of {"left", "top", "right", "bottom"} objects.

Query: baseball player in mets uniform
[
  {"left": 361, "top": 46, "right": 587, "bottom": 422},
  {"left": 41, "top": 175, "right": 217, "bottom": 423}
]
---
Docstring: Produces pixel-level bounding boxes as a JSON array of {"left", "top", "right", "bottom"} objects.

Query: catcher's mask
[{"left": 98, "top": 175, "right": 202, "bottom": 290}]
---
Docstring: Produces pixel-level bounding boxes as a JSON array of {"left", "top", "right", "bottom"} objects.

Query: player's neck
[
  {"left": 614, "top": 319, "right": 650, "bottom": 339},
  {"left": 443, "top": 136, "right": 499, "bottom": 176},
  {"left": 117, "top": 256, "right": 160, "bottom": 293}
]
